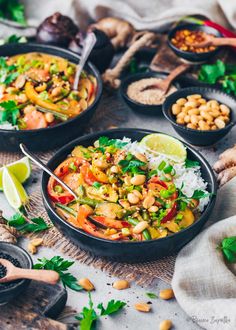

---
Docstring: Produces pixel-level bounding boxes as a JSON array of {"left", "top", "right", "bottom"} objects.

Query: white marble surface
[{"left": 1, "top": 105, "right": 234, "bottom": 329}]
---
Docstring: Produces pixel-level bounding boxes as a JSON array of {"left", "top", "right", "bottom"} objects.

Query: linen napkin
[
  {"left": 1, "top": 0, "right": 236, "bottom": 39},
  {"left": 172, "top": 177, "right": 236, "bottom": 330}
]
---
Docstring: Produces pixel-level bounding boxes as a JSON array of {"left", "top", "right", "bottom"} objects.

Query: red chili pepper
[
  {"left": 149, "top": 176, "right": 168, "bottom": 189},
  {"left": 161, "top": 202, "right": 177, "bottom": 224}
]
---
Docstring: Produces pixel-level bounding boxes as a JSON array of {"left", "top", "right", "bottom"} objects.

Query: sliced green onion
[{"left": 158, "top": 161, "right": 166, "bottom": 171}]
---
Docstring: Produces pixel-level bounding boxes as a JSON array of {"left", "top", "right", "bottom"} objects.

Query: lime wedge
[
  {"left": 0, "top": 156, "right": 31, "bottom": 191},
  {"left": 140, "top": 133, "right": 187, "bottom": 162},
  {"left": 2, "top": 167, "right": 29, "bottom": 209}
]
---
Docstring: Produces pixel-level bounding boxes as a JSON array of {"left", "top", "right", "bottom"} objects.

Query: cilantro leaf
[
  {"left": 185, "top": 159, "right": 200, "bottom": 168},
  {"left": 7, "top": 213, "right": 51, "bottom": 233},
  {"left": 92, "top": 182, "right": 102, "bottom": 189},
  {"left": 191, "top": 190, "right": 212, "bottom": 200},
  {"left": 34, "top": 256, "right": 83, "bottom": 292},
  {"left": 0, "top": 100, "right": 20, "bottom": 125},
  {"left": 219, "top": 236, "right": 236, "bottom": 263},
  {"left": 146, "top": 292, "right": 158, "bottom": 299},
  {"left": 198, "top": 60, "right": 225, "bottom": 84},
  {"left": 0, "top": 0, "right": 26, "bottom": 25},
  {"left": 98, "top": 136, "right": 128, "bottom": 149},
  {"left": 76, "top": 293, "right": 126, "bottom": 330},
  {"left": 119, "top": 158, "right": 146, "bottom": 174},
  {"left": 0, "top": 57, "right": 19, "bottom": 85},
  {"left": 98, "top": 300, "right": 126, "bottom": 316}
]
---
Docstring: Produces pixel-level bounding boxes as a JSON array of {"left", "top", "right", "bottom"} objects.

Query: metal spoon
[
  {"left": 19, "top": 143, "right": 77, "bottom": 200},
  {"left": 73, "top": 32, "right": 97, "bottom": 90},
  {"left": 0, "top": 258, "right": 59, "bottom": 285}
]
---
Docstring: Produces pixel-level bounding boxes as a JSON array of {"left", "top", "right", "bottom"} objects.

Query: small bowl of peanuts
[
  {"left": 168, "top": 24, "right": 222, "bottom": 63},
  {"left": 162, "top": 87, "right": 236, "bottom": 146}
]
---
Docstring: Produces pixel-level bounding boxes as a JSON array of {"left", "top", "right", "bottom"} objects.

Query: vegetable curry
[
  {"left": 0, "top": 52, "right": 97, "bottom": 130},
  {"left": 48, "top": 136, "right": 208, "bottom": 241}
]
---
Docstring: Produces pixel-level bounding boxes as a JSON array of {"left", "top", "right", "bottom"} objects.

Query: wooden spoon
[
  {"left": 186, "top": 33, "right": 236, "bottom": 48},
  {"left": 141, "top": 63, "right": 190, "bottom": 94},
  {"left": 0, "top": 258, "right": 59, "bottom": 285}
]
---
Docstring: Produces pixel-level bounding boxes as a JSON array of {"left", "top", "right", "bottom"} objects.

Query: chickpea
[
  {"left": 190, "top": 114, "right": 199, "bottom": 125},
  {"left": 127, "top": 193, "right": 139, "bottom": 204},
  {"left": 45, "top": 112, "right": 55, "bottom": 123},
  {"left": 130, "top": 175, "right": 146, "bottom": 185},
  {"left": 176, "top": 98, "right": 187, "bottom": 106},
  {"left": 220, "top": 104, "right": 230, "bottom": 116},
  {"left": 24, "top": 105, "right": 36, "bottom": 114},
  {"left": 187, "top": 123, "right": 197, "bottom": 129},
  {"left": 171, "top": 104, "right": 181, "bottom": 115},
  {"left": 188, "top": 108, "right": 199, "bottom": 115},
  {"left": 184, "top": 115, "right": 190, "bottom": 123},
  {"left": 214, "top": 118, "right": 225, "bottom": 129}
]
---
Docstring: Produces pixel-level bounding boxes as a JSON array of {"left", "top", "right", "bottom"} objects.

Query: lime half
[
  {"left": 0, "top": 156, "right": 31, "bottom": 191},
  {"left": 2, "top": 167, "right": 29, "bottom": 209},
  {"left": 140, "top": 133, "right": 187, "bottom": 162}
]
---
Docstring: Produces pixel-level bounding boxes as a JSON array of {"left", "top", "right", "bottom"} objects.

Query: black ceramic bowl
[
  {"left": 162, "top": 87, "right": 236, "bottom": 146},
  {"left": 0, "top": 242, "right": 33, "bottom": 305},
  {"left": 42, "top": 128, "right": 217, "bottom": 262},
  {"left": 120, "top": 72, "right": 180, "bottom": 115},
  {"left": 168, "top": 24, "right": 222, "bottom": 63},
  {"left": 0, "top": 43, "right": 103, "bottom": 151}
]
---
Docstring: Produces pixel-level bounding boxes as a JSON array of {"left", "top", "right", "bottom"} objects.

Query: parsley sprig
[
  {"left": 34, "top": 256, "right": 83, "bottom": 292},
  {"left": 218, "top": 236, "right": 236, "bottom": 263},
  {"left": 119, "top": 153, "right": 146, "bottom": 174},
  {"left": 76, "top": 292, "right": 126, "bottom": 330},
  {"left": 7, "top": 212, "right": 51, "bottom": 233}
]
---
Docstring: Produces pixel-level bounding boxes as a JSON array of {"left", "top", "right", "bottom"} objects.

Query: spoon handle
[
  {"left": 19, "top": 143, "right": 77, "bottom": 200},
  {"left": 164, "top": 63, "right": 190, "bottom": 91},
  {"left": 212, "top": 37, "right": 236, "bottom": 47},
  {"left": 73, "top": 32, "right": 97, "bottom": 90},
  {"left": 6, "top": 268, "right": 60, "bottom": 285}
]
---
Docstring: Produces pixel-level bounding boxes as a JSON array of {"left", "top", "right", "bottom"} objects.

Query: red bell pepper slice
[
  {"left": 91, "top": 216, "right": 130, "bottom": 229},
  {"left": 161, "top": 202, "right": 177, "bottom": 224},
  {"left": 47, "top": 156, "right": 86, "bottom": 204},
  {"left": 77, "top": 206, "right": 123, "bottom": 240},
  {"left": 80, "top": 163, "right": 98, "bottom": 186},
  {"left": 149, "top": 176, "right": 168, "bottom": 189}
]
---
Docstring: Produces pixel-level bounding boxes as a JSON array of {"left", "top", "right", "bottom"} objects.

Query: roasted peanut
[
  {"left": 110, "top": 165, "right": 119, "bottom": 173},
  {"left": 132, "top": 190, "right": 143, "bottom": 200},
  {"left": 159, "top": 320, "right": 173, "bottom": 330},
  {"left": 93, "top": 159, "right": 109, "bottom": 169},
  {"left": 24, "top": 105, "right": 36, "bottom": 114},
  {"left": 119, "top": 199, "right": 130, "bottom": 209},
  {"left": 14, "top": 75, "right": 26, "bottom": 89},
  {"left": 176, "top": 117, "right": 185, "bottom": 125},
  {"left": 200, "top": 111, "right": 213, "bottom": 122},
  {"left": 171, "top": 104, "right": 181, "bottom": 115},
  {"left": 186, "top": 123, "right": 197, "bottom": 129},
  {"left": 78, "top": 278, "right": 95, "bottom": 291},
  {"left": 159, "top": 288, "right": 175, "bottom": 300},
  {"left": 130, "top": 174, "right": 146, "bottom": 185},
  {"left": 143, "top": 195, "right": 155, "bottom": 209},
  {"left": 134, "top": 152, "right": 147, "bottom": 163},
  {"left": 187, "top": 94, "right": 201, "bottom": 100},
  {"left": 190, "top": 114, "right": 199, "bottom": 125},
  {"left": 30, "top": 238, "right": 43, "bottom": 247},
  {"left": 51, "top": 86, "right": 62, "bottom": 97},
  {"left": 133, "top": 221, "right": 149, "bottom": 234},
  {"left": 214, "top": 118, "right": 225, "bottom": 129},
  {"left": 127, "top": 193, "right": 139, "bottom": 204},
  {"left": 113, "top": 280, "right": 130, "bottom": 290},
  {"left": 28, "top": 243, "right": 37, "bottom": 254},
  {"left": 134, "top": 302, "right": 151, "bottom": 312},
  {"left": 148, "top": 205, "right": 159, "bottom": 213},
  {"left": 220, "top": 104, "right": 230, "bottom": 115},
  {"left": 176, "top": 98, "right": 187, "bottom": 106},
  {"left": 188, "top": 108, "right": 199, "bottom": 115},
  {"left": 124, "top": 176, "right": 131, "bottom": 185}
]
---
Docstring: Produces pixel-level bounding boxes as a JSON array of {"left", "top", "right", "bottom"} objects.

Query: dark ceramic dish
[
  {"left": 119, "top": 71, "right": 180, "bottom": 115},
  {"left": 0, "top": 43, "right": 103, "bottom": 151},
  {"left": 168, "top": 24, "right": 222, "bottom": 63},
  {"left": 162, "top": 87, "right": 236, "bottom": 146},
  {"left": 0, "top": 242, "right": 33, "bottom": 305},
  {"left": 41, "top": 128, "right": 217, "bottom": 262}
]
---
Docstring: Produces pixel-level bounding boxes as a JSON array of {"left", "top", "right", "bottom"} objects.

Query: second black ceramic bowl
[
  {"left": 0, "top": 43, "right": 103, "bottom": 151},
  {"left": 0, "top": 242, "right": 33, "bottom": 305},
  {"left": 168, "top": 24, "right": 222, "bottom": 63},
  {"left": 42, "top": 128, "right": 217, "bottom": 262},
  {"left": 162, "top": 87, "right": 236, "bottom": 146},
  {"left": 120, "top": 72, "right": 180, "bottom": 115}
]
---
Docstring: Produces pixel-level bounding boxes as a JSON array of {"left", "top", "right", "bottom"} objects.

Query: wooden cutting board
[{"left": 0, "top": 281, "right": 71, "bottom": 330}]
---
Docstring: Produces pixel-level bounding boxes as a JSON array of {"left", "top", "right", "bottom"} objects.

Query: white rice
[
  {"left": 0, "top": 122, "right": 18, "bottom": 130},
  {"left": 122, "top": 137, "right": 210, "bottom": 212}
]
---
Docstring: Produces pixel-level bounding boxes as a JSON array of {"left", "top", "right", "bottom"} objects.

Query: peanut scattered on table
[
  {"left": 172, "top": 94, "right": 230, "bottom": 131},
  {"left": 159, "top": 288, "right": 175, "bottom": 300},
  {"left": 112, "top": 279, "right": 130, "bottom": 290},
  {"left": 78, "top": 277, "right": 95, "bottom": 291},
  {"left": 159, "top": 319, "right": 173, "bottom": 330},
  {"left": 134, "top": 302, "right": 151, "bottom": 312}
]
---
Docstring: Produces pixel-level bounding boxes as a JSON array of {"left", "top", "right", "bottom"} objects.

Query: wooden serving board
[{"left": 0, "top": 281, "right": 70, "bottom": 330}]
